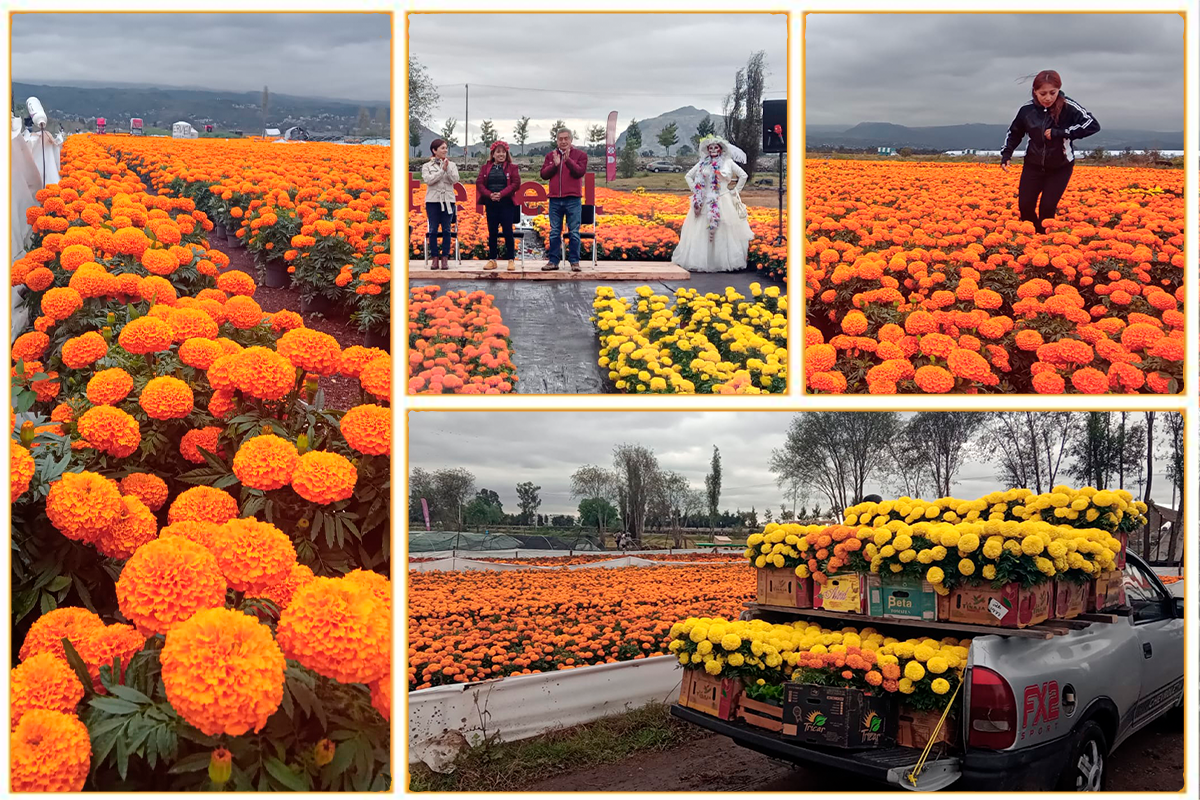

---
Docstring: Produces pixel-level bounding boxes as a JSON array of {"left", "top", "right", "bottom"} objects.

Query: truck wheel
[{"left": 1056, "top": 720, "right": 1107, "bottom": 791}]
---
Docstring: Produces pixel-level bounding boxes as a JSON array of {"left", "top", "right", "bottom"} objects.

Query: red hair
[{"left": 1033, "top": 70, "right": 1066, "bottom": 125}]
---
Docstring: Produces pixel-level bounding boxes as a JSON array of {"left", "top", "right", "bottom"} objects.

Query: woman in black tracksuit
[{"left": 1000, "top": 70, "right": 1100, "bottom": 234}]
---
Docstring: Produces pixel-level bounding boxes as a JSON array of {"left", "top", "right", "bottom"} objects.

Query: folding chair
[
  {"left": 578, "top": 202, "right": 599, "bottom": 268},
  {"left": 423, "top": 203, "right": 461, "bottom": 267}
]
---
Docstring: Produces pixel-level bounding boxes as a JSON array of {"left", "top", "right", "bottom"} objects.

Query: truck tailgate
[{"left": 670, "top": 705, "right": 962, "bottom": 791}]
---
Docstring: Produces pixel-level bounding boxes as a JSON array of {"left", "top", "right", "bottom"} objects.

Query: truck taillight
[{"left": 968, "top": 667, "right": 1016, "bottom": 750}]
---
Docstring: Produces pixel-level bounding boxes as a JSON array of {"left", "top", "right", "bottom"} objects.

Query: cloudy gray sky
[
  {"left": 409, "top": 412, "right": 1178, "bottom": 517},
  {"left": 806, "top": 13, "right": 1182, "bottom": 130},
  {"left": 409, "top": 13, "right": 787, "bottom": 142},
  {"left": 12, "top": 13, "right": 390, "bottom": 101}
]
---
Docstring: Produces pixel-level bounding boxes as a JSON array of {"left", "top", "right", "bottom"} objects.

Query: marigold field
[
  {"left": 406, "top": 285, "right": 516, "bottom": 394},
  {"left": 11, "top": 134, "right": 391, "bottom": 791},
  {"left": 804, "top": 161, "right": 1184, "bottom": 394},
  {"left": 408, "top": 184, "right": 787, "bottom": 283},
  {"left": 407, "top": 564, "right": 752, "bottom": 690}
]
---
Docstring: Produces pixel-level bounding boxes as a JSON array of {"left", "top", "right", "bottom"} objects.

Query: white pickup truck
[{"left": 671, "top": 552, "right": 1183, "bottom": 791}]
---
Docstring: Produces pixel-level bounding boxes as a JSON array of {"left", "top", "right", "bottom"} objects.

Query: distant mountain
[
  {"left": 13, "top": 81, "right": 390, "bottom": 135},
  {"left": 615, "top": 106, "right": 725, "bottom": 155},
  {"left": 807, "top": 121, "right": 1183, "bottom": 152}
]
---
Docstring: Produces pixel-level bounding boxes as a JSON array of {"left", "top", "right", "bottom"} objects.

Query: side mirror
[{"left": 1174, "top": 596, "right": 1185, "bottom": 619}]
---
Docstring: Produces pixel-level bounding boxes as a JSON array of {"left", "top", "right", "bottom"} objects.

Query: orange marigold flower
[
  {"left": 1070, "top": 367, "right": 1109, "bottom": 394},
  {"left": 369, "top": 671, "right": 391, "bottom": 720},
  {"left": 946, "top": 348, "right": 995, "bottom": 385},
  {"left": 291, "top": 450, "right": 358, "bottom": 505},
  {"left": 276, "top": 577, "right": 389, "bottom": 684},
  {"left": 344, "top": 568, "right": 391, "bottom": 611},
  {"left": 11, "top": 444, "right": 35, "bottom": 502},
  {"left": 180, "top": 426, "right": 224, "bottom": 464},
  {"left": 1146, "top": 371, "right": 1174, "bottom": 394},
  {"left": 808, "top": 370, "right": 848, "bottom": 393},
  {"left": 119, "top": 472, "right": 168, "bottom": 512},
  {"left": 75, "top": 624, "right": 147, "bottom": 692},
  {"left": 973, "top": 288, "right": 1003, "bottom": 309},
  {"left": 904, "top": 309, "right": 938, "bottom": 335},
  {"left": 18, "top": 606, "right": 104, "bottom": 662},
  {"left": 359, "top": 354, "right": 391, "bottom": 401},
  {"left": 113, "top": 226, "right": 151, "bottom": 256},
  {"left": 46, "top": 471, "right": 122, "bottom": 543},
  {"left": 166, "top": 307, "right": 219, "bottom": 342},
  {"left": 232, "top": 434, "right": 299, "bottom": 490},
  {"left": 270, "top": 310, "right": 304, "bottom": 334},
  {"left": 58, "top": 243, "right": 94, "bottom": 271},
  {"left": 215, "top": 270, "right": 257, "bottom": 297},
  {"left": 913, "top": 365, "right": 955, "bottom": 394},
  {"left": 840, "top": 311, "right": 868, "bottom": 336},
  {"left": 918, "top": 332, "right": 954, "bottom": 359},
  {"left": 230, "top": 346, "right": 296, "bottom": 401},
  {"left": 168, "top": 485, "right": 238, "bottom": 525},
  {"left": 1014, "top": 329, "right": 1044, "bottom": 351},
  {"left": 339, "top": 346, "right": 388, "bottom": 379},
  {"left": 160, "top": 607, "right": 285, "bottom": 737},
  {"left": 141, "top": 248, "right": 179, "bottom": 276},
  {"left": 139, "top": 376, "right": 194, "bottom": 420},
  {"left": 1120, "top": 322, "right": 1165, "bottom": 352},
  {"left": 1147, "top": 336, "right": 1183, "bottom": 362},
  {"left": 276, "top": 328, "right": 342, "bottom": 376},
  {"left": 77, "top": 405, "right": 141, "bottom": 458},
  {"left": 24, "top": 267, "right": 54, "bottom": 292},
  {"left": 139, "top": 275, "right": 177, "bottom": 306},
  {"left": 208, "top": 388, "right": 237, "bottom": 419},
  {"left": 159, "top": 520, "right": 221, "bottom": 552},
  {"left": 341, "top": 404, "right": 390, "bottom": 456},
  {"left": 1108, "top": 362, "right": 1146, "bottom": 393},
  {"left": 212, "top": 517, "right": 297, "bottom": 593},
  {"left": 248, "top": 563, "right": 316, "bottom": 612},
  {"left": 10, "top": 710, "right": 91, "bottom": 792},
  {"left": 87, "top": 367, "right": 134, "bottom": 405},
  {"left": 224, "top": 295, "right": 264, "bottom": 329},
  {"left": 11, "top": 331, "right": 49, "bottom": 362},
  {"left": 118, "top": 316, "right": 174, "bottom": 355},
  {"left": 178, "top": 337, "right": 223, "bottom": 370},
  {"left": 95, "top": 495, "right": 158, "bottom": 560},
  {"left": 40, "top": 287, "right": 83, "bottom": 321},
  {"left": 11, "top": 653, "right": 85, "bottom": 726},
  {"left": 116, "top": 537, "right": 227, "bottom": 636}
]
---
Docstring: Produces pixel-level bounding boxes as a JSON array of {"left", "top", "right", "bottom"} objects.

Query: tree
[
  {"left": 587, "top": 123, "right": 605, "bottom": 155},
  {"left": 885, "top": 424, "right": 930, "bottom": 499},
  {"left": 261, "top": 86, "right": 270, "bottom": 138},
  {"left": 769, "top": 412, "right": 899, "bottom": 517},
  {"left": 657, "top": 122, "right": 679, "bottom": 156},
  {"left": 1090, "top": 147, "right": 1106, "bottom": 161},
  {"left": 409, "top": 119, "right": 422, "bottom": 158},
  {"left": 722, "top": 51, "right": 765, "bottom": 178},
  {"left": 763, "top": 507, "right": 774, "bottom": 524},
  {"left": 408, "top": 56, "right": 440, "bottom": 131},
  {"left": 899, "top": 147, "right": 914, "bottom": 158},
  {"left": 513, "top": 116, "right": 531, "bottom": 155},
  {"left": 479, "top": 119, "right": 498, "bottom": 150},
  {"left": 705, "top": 446, "right": 722, "bottom": 531},
  {"left": 658, "top": 471, "right": 693, "bottom": 547},
  {"left": 439, "top": 117, "right": 459, "bottom": 149},
  {"left": 409, "top": 467, "right": 436, "bottom": 524},
  {"left": 984, "top": 412, "right": 1076, "bottom": 495},
  {"left": 515, "top": 481, "right": 542, "bottom": 525},
  {"left": 571, "top": 465, "right": 618, "bottom": 547},
  {"left": 692, "top": 114, "right": 716, "bottom": 150},
  {"left": 905, "top": 412, "right": 987, "bottom": 498},
  {"left": 551, "top": 514, "right": 576, "bottom": 528},
  {"left": 432, "top": 468, "right": 475, "bottom": 529},
  {"left": 1067, "top": 412, "right": 1119, "bottom": 490},
  {"left": 779, "top": 504, "right": 793, "bottom": 522},
  {"left": 550, "top": 119, "right": 566, "bottom": 139},
  {"left": 677, "top": 144, "right": 693, "bottom": 158},
  {"left": 618, "top": 141, "right": 638, "bottom": 179},
  {"left": 356, "top": 107, "right": 372, "bottom": 133},
  {"left": 1162, "top": 412, "right": 1184, "bottom": 564},
  {"left": 625, "top": 118, "right": 642, "bottom": 151},
  {"left": 464, "top": 495, "right": 503, "bottom": 526},
  {"left": 1142, "top": 411, "right": 1155, "bottom": 559},
  {"left": 613, "top": 443, "right": 660, "bottom": 542},
  {"left": 746, "top": 506, "right": 759, "bottom": 529},
  {"left": 579, "top": 498, "right": 620, "bottom": 535}
]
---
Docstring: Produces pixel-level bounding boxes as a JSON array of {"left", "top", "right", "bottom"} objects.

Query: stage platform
[{"left": 407, "top": 259, "right": 690, "bottom": 281}]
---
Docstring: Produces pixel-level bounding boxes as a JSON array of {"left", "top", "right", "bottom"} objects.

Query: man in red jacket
[{"left": 539, "top": 127, "right": 588, "bottom": 271}]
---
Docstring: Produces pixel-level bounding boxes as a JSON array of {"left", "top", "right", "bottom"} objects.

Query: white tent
[
  {"left": 171, "top": 121, "right": 198, "bottom": 139},
  {"left": 264, "top": 128, "right": 281, "bottom": 137}
]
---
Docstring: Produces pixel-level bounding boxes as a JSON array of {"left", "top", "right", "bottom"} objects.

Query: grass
[{"left": 407, "top": 702, "right": 705, "bottom": 792}]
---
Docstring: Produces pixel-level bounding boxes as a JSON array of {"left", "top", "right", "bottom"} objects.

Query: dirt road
[{"left": 527, "top": 716, "right": 1182, "bottom": 792}]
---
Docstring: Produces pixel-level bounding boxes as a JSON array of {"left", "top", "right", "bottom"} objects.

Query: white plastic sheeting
[
  {"left": 11, "top": 119, "right": 64, "bottom": 340},
  {"left": 412, "top": 547, "right": 743, "bottom": 560},
  {"left": 408, "top": 655, "right": 682, "bottom": 765},
  {"left": 408, "top": 555, "right": 742, "bottom": 572}
]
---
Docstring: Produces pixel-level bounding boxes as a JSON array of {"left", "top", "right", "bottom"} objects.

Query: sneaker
[
  {"left": 484, "top": 259, "right": 498, "bottom": 271},
  {"left": 570, "top": 262, "right": 581, "bottom": 272},
  {"left": 507, "top": 260, "right": 516, "bottom": 271},
  {"left": 541, "top": 261, "right": 560, "bottom": 271}
]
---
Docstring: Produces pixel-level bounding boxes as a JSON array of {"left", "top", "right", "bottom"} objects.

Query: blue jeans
[
  {"left": 547, "top": 196, "right": 581, "bottom": 264},
  {"left": 426, "top": 202, "right": 455, "bottom": 257}
]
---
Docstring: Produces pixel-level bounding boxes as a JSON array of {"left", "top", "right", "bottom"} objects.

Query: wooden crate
[
  {"left": 756, "top": 567, "right": 814, "bottom": 609},
  {"left": 1053, "top": 579, "right": 1088, "bottom": 620},
  {"left": 897, "top": 706, "right": 959, "bottom": 751},
  {"left": 737, "top": 696, "right": 783, "bottom": 732},
  {"left": 678, "top": 669, "right": 741, "bottom": 720},
  {"left": 937, "top": 580, "right": 1052, "bottom": 629}
]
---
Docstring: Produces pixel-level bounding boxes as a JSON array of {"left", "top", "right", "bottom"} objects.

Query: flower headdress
[{"left": 697, "top": 135, "right": 747, "bottom": 164}]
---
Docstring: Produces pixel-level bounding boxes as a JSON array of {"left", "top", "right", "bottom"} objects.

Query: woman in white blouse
[{"left": 420, "top": 138, "right": 459, "bottom": 270}]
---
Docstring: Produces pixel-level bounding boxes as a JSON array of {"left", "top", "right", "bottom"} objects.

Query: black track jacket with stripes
[{"left": 1000, "top": 95, "right": 1100, "bottom": 170}]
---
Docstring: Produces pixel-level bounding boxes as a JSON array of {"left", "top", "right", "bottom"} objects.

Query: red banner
[{"left": 605, "top": 111, "right": 618, "bottom": 183}]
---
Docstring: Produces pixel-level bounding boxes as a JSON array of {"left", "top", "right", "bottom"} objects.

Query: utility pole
[
  {"left": 464, "top": 83, "right": 469, "bottom": 158},
  {"left": 261, "top": 85, "right": 269, "bottom": 138}
]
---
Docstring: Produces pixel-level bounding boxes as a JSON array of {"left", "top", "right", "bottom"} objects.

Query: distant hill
[
  {"left": 13, "top": 81, "right": 390, "bottom": 135},
  {"left": 615, "top": 106, "right": 725, "bottom": 156},
  {"left": 807, "top": 121, "right": 1183, "bottom": 152}
]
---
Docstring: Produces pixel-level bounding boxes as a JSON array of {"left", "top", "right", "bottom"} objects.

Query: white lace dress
[{"left": 671, "top": 157, "right": 754, "bottom": 272}]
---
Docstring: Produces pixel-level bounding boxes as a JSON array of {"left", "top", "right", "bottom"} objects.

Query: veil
[{"left": 696, "top": 134, "right": 747, "bottom": 165}]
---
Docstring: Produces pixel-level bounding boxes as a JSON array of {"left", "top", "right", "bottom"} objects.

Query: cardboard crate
[
  {"left": 756, "top": 567, "right": 814, "bottom": 609},
  {"left": 737, "top": 696, "right": 783, "bottom": 732},
  {"left": 1053, "top": 579, "right": 1088, "bottom": 620},
  {"left": 866, "top": 574, "right": 939, "bottom": 621},
  {"left": 814, "top": 573, "right": 867, "bottom": 614},
  {"left": 782, "top": 683, "right": 896, "bottom": 750},
  {"left": 678, "top": 669, "right": 741, "bottom": 720},
  {"left": 1114, "top": 531, "right": 1128, "bottom": 570},
  {"left": 936, "top": 580, "right": 1052, "bottom": 628},
  {"left": 1088, "top": 570, "right": 1127, "bottom": 612},
  {"left": 897, "top": 706, "right": 959, "bottom": 751}
]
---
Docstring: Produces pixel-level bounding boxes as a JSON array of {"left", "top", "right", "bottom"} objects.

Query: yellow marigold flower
[
  {"left": 140, "top": 376, "right": 194, "bottom": 420},
  {"left": 11, "top": 653, "right": 85, "bottom": 726},
  {"left": 46, "top": 471, "right": 122, "bottom": 543},
  {"left": 117, "top": 316, "right": 174, "bottom": 354},
  {"left": 276, "top": 577, "right": 390, "bottom": 684},
  {"left": 982, "top": 564, "right": 997, "bottom": 580},
  {"left": 1021, "top": 535, "right": 1045, "bottom": 556},
  {"left": 898, "top": 677, "right": 915, "bottom": 694},
  {"left": 926, "top": 566, "right": 945, "bottom": 585},
  {"left": 10, "top": 709, "right": 91, "bottom": 791},
  {"left": 904, "top": 660, "right": 926, "bottom": 681},
  {"left": 926, "top": 656, "right": 949, "bottom": 675},
  {"left": 291, "top": 450, "right": 358, "bottom": 505},
  {"left": 341, "top": 404, "right": 390, "bottom": 456},
  {"left": 161, "top": 608, "right": 285, "bottom": 736},
  {"left": 117, "top": 537, "right": 227, "bottom": 636},
  {"left": 94, "top": 495, "right": 158, "bottom": 559},
  {"left": 212, "top": 518, "right": 297, "bottom": 593},
  {"left": 277, "top": 328, "right": 342, "bottom": 376},
  {"left": 232, "top": 434, "right": 298, "bottom": 490},
  {"left": 18, "top": 606, "right": 104, "bottom": 662},
  {"left": 931, "top": 678, "right": 951, "bottom": 695},
  {"left": 11, "top": 444, "right": 34, "bottom": 502},
  {"left": 913, "top": 644, "right": 936, "bottom": 663},
  {"left": 958, "top": 558, "right": 976, "bottom": 577},
  {"left": 77, "top": 405, "right": 141, "bottom": 458},
  {"left": 167, "top": 485, "right": 238, "bottom": 525}
]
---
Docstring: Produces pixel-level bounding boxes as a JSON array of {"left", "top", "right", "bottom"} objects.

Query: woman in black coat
[{"left": 999, "top": 70, "right": 1100, "bottom": 234}]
